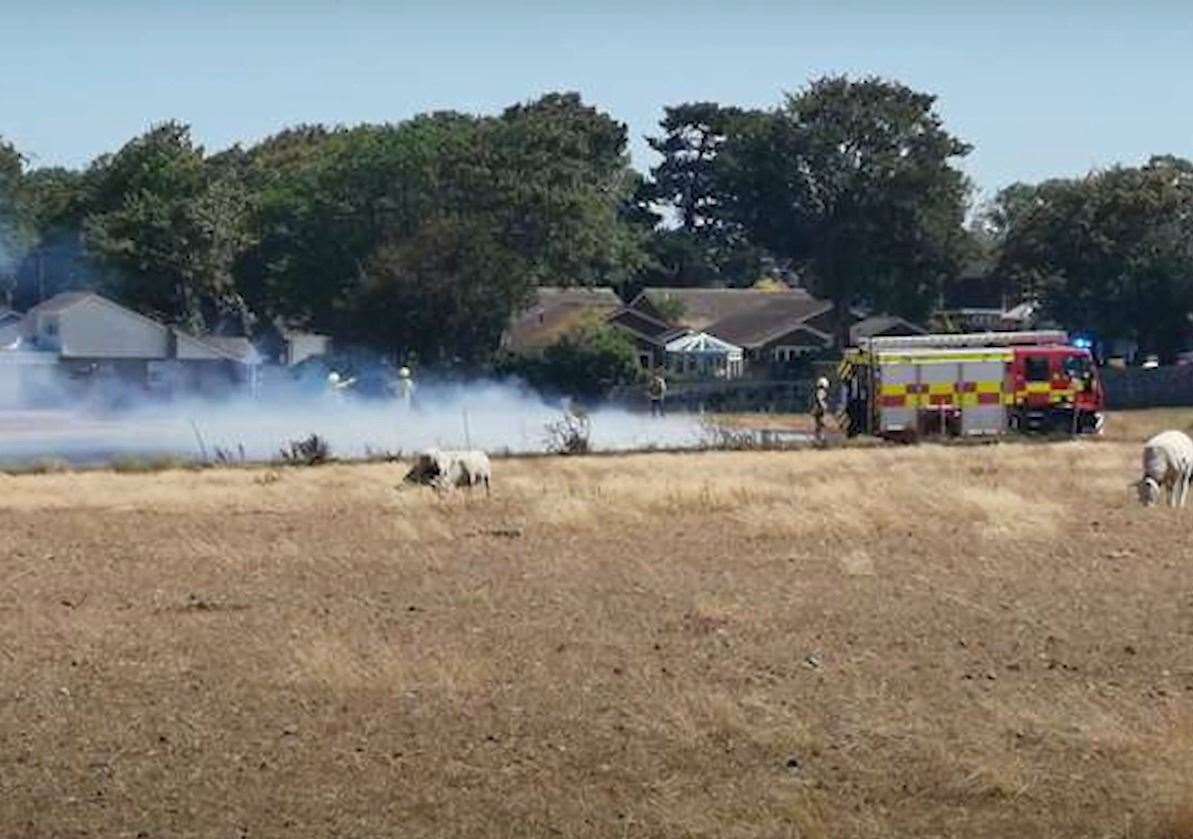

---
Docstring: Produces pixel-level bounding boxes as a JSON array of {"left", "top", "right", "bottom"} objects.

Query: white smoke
[{"left": 0, "top": 377, "right": 709, "bottom": 466}]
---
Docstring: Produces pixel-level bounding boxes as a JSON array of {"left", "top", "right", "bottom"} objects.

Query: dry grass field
[{"left": 4, "top": 409, "right": 1193, "bottom": 837}]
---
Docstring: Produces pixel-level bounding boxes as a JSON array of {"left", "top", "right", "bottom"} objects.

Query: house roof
[
  {"left": 25, "top": 291, "right": 97, "bottom": 316},
  {"left": 632, "top": 287, "right": 814, "bottom": 332},
  {"left": 23, "top": 292, "right": 261, "bottom": 364},
  {"left": 849, "top": 315, "right": 927, "bottom": 344},
  {"left": 701, "top": 295, "right": 834, "bottom": 349},
  {"left": 502, "top": 286, "right": 624, "bottom": 352},
  {"left": 194, "top": 335, "right": 262, "bottom": 365},
  {"left": 607, "top": 307, "right": 686, "bottom": 343}
]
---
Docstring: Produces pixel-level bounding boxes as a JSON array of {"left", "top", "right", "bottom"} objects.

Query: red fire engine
[{"left": 840, "top": 330, "right": 1105, "bottom": 440}]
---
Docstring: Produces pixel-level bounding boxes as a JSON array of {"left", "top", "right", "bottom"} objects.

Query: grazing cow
[
  {"left": 1137, "top": 430, "right": 1193, "bottom": 507},
  {"left": 404, "top": 449, "right": 491, "bottom": 496}
]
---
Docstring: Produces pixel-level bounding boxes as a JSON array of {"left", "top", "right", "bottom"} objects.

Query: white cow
[
  {"left": 404, "top": 449, "right": 491, "bottom": 496},
  {"left": 1137, "top": 430, "right": 1193, "bottom": 507}
]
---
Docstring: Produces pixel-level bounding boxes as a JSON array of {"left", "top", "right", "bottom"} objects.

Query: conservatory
[{"left": 663, "top": 331, "right": 745, "bottom": 380}]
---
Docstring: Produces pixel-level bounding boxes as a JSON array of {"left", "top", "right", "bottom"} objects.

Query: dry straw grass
[{"left": 2, "top": 409, "right": 1193, "bottom": 837}]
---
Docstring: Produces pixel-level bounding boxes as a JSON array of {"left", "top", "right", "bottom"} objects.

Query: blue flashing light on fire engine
[{"left": 1070, "top": 331, "right": 1104, "bottom": 364}]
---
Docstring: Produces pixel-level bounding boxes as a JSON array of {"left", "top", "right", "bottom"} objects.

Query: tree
[
  {"left": 0, "top": 137, "right": 31, "bottom": 303},
  {"left": 718, "top": 76, "right": 973, "bottom": 342},
  {"left": 238, "top": 94, "right": 648, "bottom": 361},
  {"left": 357, "top": 217, "right": 532, "bottom": 366},
  {"left": 498, "top": 317, "right": 643, "bottom": 400},
  {"left": 642, "top": 103, "right": 769, "bottom": 287},
  {"left": 79, "top": 122, "right": 257, "bottom": 332},
  {"left": 997, "top": 157, "right": 1193, "bottom": 360},
  {"left": 487, "top": 92, "right": 649, "bottom": 289}
]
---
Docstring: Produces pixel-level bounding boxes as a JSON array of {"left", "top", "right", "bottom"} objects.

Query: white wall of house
[{"left": 286, "top": 333, "right": 330, "bottom": 366}]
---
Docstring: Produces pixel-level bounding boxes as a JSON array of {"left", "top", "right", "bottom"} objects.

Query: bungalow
[
  {"left": 253, "top": 320, "right": 333, "bottom": 367},
  {"left": 501, "top": 284, "right": 921, "bottom": 382},
  {"left": 605, "top": 306, "right": 689, "bottom": 370},
  {"left": 1, "top": 291, "right": 261, "bottom": 405},
  {"left": 625, "top": 287, "right": 837, "bottom": 376}
]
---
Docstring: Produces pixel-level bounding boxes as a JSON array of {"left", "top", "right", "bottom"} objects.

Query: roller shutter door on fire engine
[
  {"left": 878, "top": 360, "right": 917, "bottom": 433},
  {"left": 959, "top": 359, "right": 1006, "bottom": 435}
]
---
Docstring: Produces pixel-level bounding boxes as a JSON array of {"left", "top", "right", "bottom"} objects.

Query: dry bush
[{"left": 279, "top": 432, "right": 331, "bottom": 465}]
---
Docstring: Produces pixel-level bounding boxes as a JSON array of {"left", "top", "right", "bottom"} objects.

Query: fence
[
  {"left": 610, "top": 361, "right": 839, "bottom": 414},
  {"left": 610, "top": 378, "right": 818, "bottom": 414},
  {"left": 1101, "top": 366, "right": 1193, "bottom": 409}
]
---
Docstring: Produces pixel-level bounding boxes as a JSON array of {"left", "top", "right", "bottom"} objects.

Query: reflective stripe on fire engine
[
  {"left": 1014, "top": 387, "right": 1077, "bottom": 404},
  {"left": 958, "top": 382, "right": 1003, "bottom": 407},
  {"left": 879, "top": 380, "right": 1004, "bottom": 408}
]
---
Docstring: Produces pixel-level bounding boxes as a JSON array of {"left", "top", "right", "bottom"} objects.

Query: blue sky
[{"left": 2, "top": 1, "right": 1190, "bottom": 201}]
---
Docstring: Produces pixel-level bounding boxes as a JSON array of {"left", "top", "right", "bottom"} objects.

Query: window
[
  {"left": 1025, "top": 355, "right": 1050, "bottom": 382},
  {"left": 1063, "top": 355, "right": 1091, "bottom": 380},
  {"left": 774, "top": 346, "right": 812, "bottom": 363},
  {"left": 44, "top": 318, "right": 58, "bottom": 337}
]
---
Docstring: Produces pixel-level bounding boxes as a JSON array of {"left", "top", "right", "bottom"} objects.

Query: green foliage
[
  {"left": 0, "top": 137, "right": 31, "bottom": 295},
  {"left": 716, "top": 76, "right": 972, "bottom": 340},
  {"left": 997, "top": 156, "right": 1193, "bottom": 359},
  {"left": 651, "top": 294, "right": 687, "bottom": 323},
  {"left": 642, "top": 103, "right": 767, "bottom": 287},
  {"left": 235, "top": 93, "right": 647, "bottom": 354},
  {"left": 501, "top": 319, "right": 643, "bottom": 400},
  {"left": 358, "top": 217, "right": 532, "bottom": 365},
  {"left": 77, "top": 122, "right": 257, "bottom": 332},
  {"left": 7, "top": 82, "right": 1191, "bottom": 370}
]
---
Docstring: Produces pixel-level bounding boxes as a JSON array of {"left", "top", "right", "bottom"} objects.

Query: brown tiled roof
[
  {"left": 502, "top": 286, "right": 623, "bottom": 352},
  {"left": 608, "top": 308, "right": 682, "bottom": 342},
  {"left": 632, "top": 287, "right": 814, "bottom": 332},
  {"left": 702, "top": 295, "right": 834, "bottom": 349}
]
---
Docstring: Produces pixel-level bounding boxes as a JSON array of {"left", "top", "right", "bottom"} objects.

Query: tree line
[{"left": 2, "top": 76, "right": 1192, "bottom": 365}]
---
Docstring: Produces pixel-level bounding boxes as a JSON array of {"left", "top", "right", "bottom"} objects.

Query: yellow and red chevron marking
[
  {"left": 1013, "top": 384, "right": 1077, "bottom": 404},
  {"left": 879, "top": 381, "right": 1005, "bottom": 408}
]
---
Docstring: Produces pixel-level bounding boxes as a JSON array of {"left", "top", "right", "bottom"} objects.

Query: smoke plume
[{"left": 0, "top": 376, "right": 709, "bottom": 467}]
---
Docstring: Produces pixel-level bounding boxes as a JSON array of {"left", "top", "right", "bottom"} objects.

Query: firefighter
[
  {"left": 647, "top": 369, "right": 668, "bottom": 418},
  {"left": 327, "top": 371, "right": 355, "bottom": 402},
  {"left": 397, "top": 366, "right": 415, "bottom": 409},
  {"left": 810, "top": 376, "right": 830, "bottom": 443}
]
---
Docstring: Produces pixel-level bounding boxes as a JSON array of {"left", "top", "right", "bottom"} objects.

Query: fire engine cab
[{"left": 839, "top": 330, "right": 1104, "bottom": 440}]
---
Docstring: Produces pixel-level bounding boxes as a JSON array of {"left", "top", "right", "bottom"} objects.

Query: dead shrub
[{"left": 280, "top": 434, "right": 331, "bottom": 466}]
